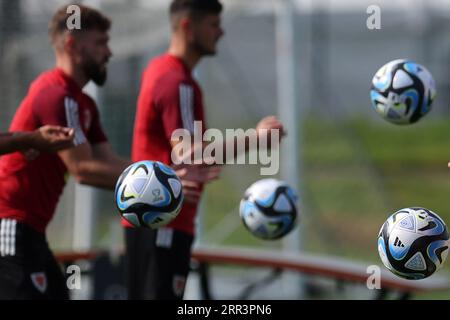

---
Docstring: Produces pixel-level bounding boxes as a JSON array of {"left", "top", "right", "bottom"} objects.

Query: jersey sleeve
[
  {"left": 84, "top": 96, "right": 108, "bottom": 145},
  {"left": 31, "top": 86, "right": 87, "bottom": 146},
  {"left": 154, "top": 75, "right": 196, "bottom": 141}
]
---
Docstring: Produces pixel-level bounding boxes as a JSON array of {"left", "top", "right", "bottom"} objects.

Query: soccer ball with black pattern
[
  {"left": 115, "top": 161, "right": 183, "bottom": 229},
  {"left": 378, "top": 207, "right": 449, "bottom": 280},
  {"left": 240, "top": 179, "right": 298, "bottom": 240},
  {"left": 370, "top": 59, "right": 436, "bottom": 124}
]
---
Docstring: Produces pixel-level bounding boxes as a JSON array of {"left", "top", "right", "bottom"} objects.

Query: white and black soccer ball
[
  {"left": 370, "top": 59, "right": 436, "bottom": 124},
  {"left": 378, "top": 207, "right": 449, "bottom": 280},
  {"left": 240, "top": 179, "right": 298, "bottom": 240},
  {"left": 115, "top": 161, "right": 183, "bottom": 229}
]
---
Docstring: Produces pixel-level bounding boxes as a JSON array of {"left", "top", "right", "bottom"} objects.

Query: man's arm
[
  {"left": 0, "top": 132, "right": 35, "bottom": 155},
  {"left": 222, "top": 115, "right": 285, "bottom": 160},
  {"left": 91, "top": 142, "right": 131, "bottom": 168},
  {"left": 168, "top": 116, "right": 285, "bottom": 185},
  {"left": 0, "top": 125, "right": 74, "bottom": 156},
  {"left": 58, "top": 141, "right": 130, "bottom": 190},
  {"left": 171, "top": 116, "right": 286, "bottom": 165}
]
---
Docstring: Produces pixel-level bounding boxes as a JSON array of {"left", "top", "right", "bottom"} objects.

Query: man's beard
[{"left": 82, "top": 56, "right": 107, "bottom": 86}]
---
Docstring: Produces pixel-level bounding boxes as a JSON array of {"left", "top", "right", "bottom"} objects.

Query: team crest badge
[
  {"left": 31, "top": 272, "right": 47, "bottom": 293},
  {"left": 173, "top": 275, "right": 186, "bottom": 297}
]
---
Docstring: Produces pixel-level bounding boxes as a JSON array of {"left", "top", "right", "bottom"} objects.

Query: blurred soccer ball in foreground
[
  {"left": 378, "top": 207, "right": 449, "bottom": 280},
  {"left": 115, "top": 160, "right": 183, "bottom": 229},
  {"left": 370, "top": 59, "right": 436, "bottom": 124},
  {"left": 240, "top": 179, "right": 298, "bottom": 240}
]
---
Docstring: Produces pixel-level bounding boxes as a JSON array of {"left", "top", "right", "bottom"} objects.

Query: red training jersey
[
  {"left": 0, "top": 68, "right": 108, "bottom": 233},
  {"left": 129, "top": 53, "right": 206, "bottom": 235}
]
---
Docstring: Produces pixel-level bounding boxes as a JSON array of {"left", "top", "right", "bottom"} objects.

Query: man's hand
[
  {"left": 29, "top": 125, "right": 75, "bottom": 152},
  {"left": 256, "top": 116, "right": 286, "bottom": 140},
  {"left": 173, "top": 164, "right": 221, "bottom": 184},
  {"left": 174, "top": 164, "right": 221, "bottom": 203},
  {"left": 256, "top": 116, "right": 286, "bottom": 146},
  {"left": 180, "top": 180, "right": 202, "bottom": 204},
  {"left": 13, "top": 125, "right": 75, "bottom": 161}
]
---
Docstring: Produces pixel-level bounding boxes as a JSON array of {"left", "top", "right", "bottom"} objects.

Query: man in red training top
[
  {"left": 126, "top": 0, "right": 285, "bottom": 300},
  {"left": 0, "top": 4, "right": 132, "bottom": 299}
]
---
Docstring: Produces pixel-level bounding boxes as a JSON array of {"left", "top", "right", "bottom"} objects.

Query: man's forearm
[
  {"left": 174, "top": 133, "right": 257, "bottom": 164},
  {"left": 0, "top": 132, "right": 33, "bottom": 155},
  {"left": 76, "top": 158, "right": 130, "bottom": 189},
  {"left": 223, "top": 133, "right": 256, "bottom": 160}
]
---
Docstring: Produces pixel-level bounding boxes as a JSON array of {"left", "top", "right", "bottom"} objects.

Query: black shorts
[
  {"left": 0, "top": 218, "right": 69, "bottom": 300},
  {"left": 125, "top": 227, "right": 194, "bottom": 300}
]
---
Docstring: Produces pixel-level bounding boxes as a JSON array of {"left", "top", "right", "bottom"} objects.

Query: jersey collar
[{"left": 54, "top": 68, "right": 83, "bottom": 94}]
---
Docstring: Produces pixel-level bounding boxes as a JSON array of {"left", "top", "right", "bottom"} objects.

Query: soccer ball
[
  {"left": 377, "top": 207, "right": 449, "bottom": 280},
  {"left": 370, "top": 59, "right": 436, "bottom": 124},
  {"left": 240, "top": 179, "right": 298, "bottom": 240},
  {"left": 115, "top": 160, "right": 183, "bottom": 229}
]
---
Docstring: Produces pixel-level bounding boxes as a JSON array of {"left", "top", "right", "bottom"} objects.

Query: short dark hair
[
  {"left": 170, "top": 0, "right": 223, "bottom": 22},
  {"left": 49, "top": 4, "right": 111, "bottom": 46}
]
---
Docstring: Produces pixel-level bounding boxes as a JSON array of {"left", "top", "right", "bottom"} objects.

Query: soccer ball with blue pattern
[
  {"left": 370, "top": 59, "right": 436, "bottom": 124},
  {"left": 240, "top": 179, "right": 298, "bottom": 240},
  {"left": 378, "top": 207, "right": 449, "bottom": 280},
  {"left": 115, "top": 161, "right": 183, "bottom": 229}
]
